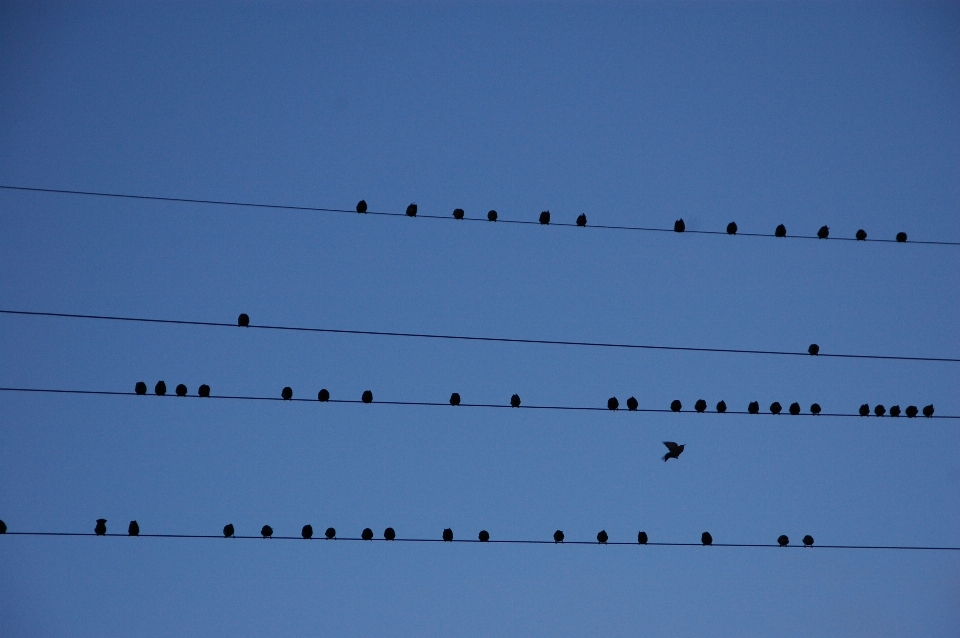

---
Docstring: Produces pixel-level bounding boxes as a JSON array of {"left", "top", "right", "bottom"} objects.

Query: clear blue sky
[{"left": 1, "top": 2, "right": 958, "bottom": 635}]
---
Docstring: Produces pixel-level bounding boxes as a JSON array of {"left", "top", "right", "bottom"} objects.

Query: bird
[
  {"left": 775, "top": 224, "right": 787, "bottom": 237},
  {"left": 817, "top": 225, "right": 829, "bottom": 239},
  {"left": 923, "top": 404, "right": 935, "bottom": 417},
  {"left": 859, "top": 404, "right": 870, "bottom": 416},
  {"left": 453, "top": 208, "right": 465, "bottom": 219},
  {"left": 778, "top": 535, "right": 789, "bottom": 547},
  {"left": 478, "top": 530, "right": 490, "bottom": 542},
  {"left": 576, "top": 214, "right": 587, "bottom": 227},
  {"left": 155, "top": 381, "right": 167, "bottom": 396},
  {"left": 135, "top": 382, "right": 147, "bottom": 395},
  {"left": 281, "top": 387, "right": 293, "bottom": 400},
  {"left": 361, "top": 390, "right": 373, "bottom": 403},
  {"left": 694, "top": 399, "right": 707, "bottom": 413},
  {"left": 198, "top": 384, "right": 210, "bottom": 397},
  {"left": 663, "top": 441, "right": 685, "bottom": 462},
  {"left": 889, "top": 405, "right": 901, "bottom": 417},
  {"left": 261, "top": 525, "right": 273, "bottom": 538},
  {"left": 553, "top": 530, "right": 564, "bottom": 543},
  {"left": 716, "top": 400, "right": 727, "bottom": 413},
  {"left": 487, "top": 210, "right": 498, "bottom": 221},
  {"left": 789, "top": 402, "right": 801, "bottom": 415},
  {"left": 670, "top": 400, "right": 682, "bottom": 412},
  {"left": 770, "top": 402, "right": 782, "bottom": 415},
  {"left": 856, "top": 229, "right": 867, "bottom": 240},
  {"left": 362, "top": 528, "right": 374, "bottom": 540},
  {"left": 748, "top": 401, "right": 760, "bottom": 414},
  {"left": 811, "top": 403, "right": 822, "bottom": 415},
  {"left": 442, "top": 528, "right": 454, "bottom": 542},
  {"left": 406, "top": 203, "right": 417, "bottom": 217},
  {"left": 176, "top": 384, "right": 187, "bottom": 397},
  {"left": 318, "top": 389, "right": 330, "bottom": 401},
  {"left": 384, "top": 527, "right": 396, "bottom": 540},
  {"left": 356, "top": 200, "right": 367, "bottom": 213},
  {"left": 539, "top": 211, "right": 550, "bottom": 224},
  {"left": 607, "top": 397, "right": 619, "bottom": 410},
  {"left": 726, "top": 222, "right": 738, "bottom": 235},
  {"left": 302, "top": 525, "right": 313, "bottom": 539},
  {"left": 808, "top": 343, "right": 820, "bottom": 356},
  {"left": 238, "top": 313, "right": 250, "bottom": 327},
  {"left": 896, "top": 232, "right": 907, "bottom": 243},
  {"left": 673, "top": 219, "right": 685, "bottom": 233},
  {"left": 637, "top": 531, "right": 648, "bottom": 544},
  {"left": 223, "top": 524, "right": 234, "bottom": 538},
  {"left": 128, "top": 521, "right": 139, "bottom": 536},
  {"left": 597, "top": 530, "right": 608, "bottom": 544},
  {"left": 874, "top": 405, "right": 886, "bottom": 417},
  {"left": 510, "top": 394, "right": 521, "bottom": 407},
  {"left": 802, "top": 535, "right": 814, "bottom": 546},
  {"left": 450, "top": 392, "right": 461, "bottom": 406},
  {"left": 626, "top": 397, "right": 639, "bottom": 411},
  {"left": 0, "top": 520, "right": 6, "bottom": 534},
  {"left": 325, "top": 527, "right": 336, "bottom": 539},
  {"left": 701, "top": 532, "right": 713, "bottom": 545},
  {"left": 906, "top": 405, "right": 918, "bottom": 418},
  {"left": 95, "top": 519, "right": 107, "bottom": 535}
]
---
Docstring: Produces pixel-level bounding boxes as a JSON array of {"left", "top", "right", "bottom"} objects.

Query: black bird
[
  {"left": 896, "top": 232, "right": 907, "bottom": 242},
  {"left": 539, "top": 211, "right": 550, "bottom": 224},
  {"left": 238, "top": 313, "right": 250, "bottom": 327},
  {"left": 261, "top": 525, "right": 273, "bottom": 538},
  {"left": 384, "top": 527, "right": 396, "bottom": 540},
  {"left": 302, "top": 525, "right": 313, "bottom": 539},
  {"left": 478, "top": 530, "right": 490, "bottom": 542},
  {"left": 155, "top": 381, "right": 167, "bottom": 396},
  {"left": 406, "top": 203, "right": 417, "bottom": 217},
  {"left": 778, "top": 535, "right": 789, "bottom": 547},
  {"left": 487, "top": 210, "right": 498, "bottom": 221},
  {"left": 695, "top": 399, "right": 707, "bottom": 413},
  {"left": 597, "top": 530, "right": 608, "bottom": 544},
  {"left": 802, "top": 535, "right": 814, "bottom": 546},
  {"left": 223, "top": 524, "right": 235, "bottom": 538},
  {"left": 923, "top": 404, "right": 935, "bottom": 417},
  {"left": 356, "top": 200, "right": 367, "bottom": 213},
  {"left": 0, "top": 520, "right": 6, "bottom": 534},
  {"left": 362, "top": 528, "right": 374, "bottom": 540},
  {"left": 859, "top": 404, "right": 870, "bottom": 416},
  {"left": 510, "top": 394, "right": 521, "bottom": 408},
  {"left": 673, "top": 219, "right": 685, "bottom": 233},
  {"left": 128, "top": 521, "right": 139, "bottom": 536},
  {"left": 789, "top": 402, "right": 801, "bottom": 416},
  {"left": 198, "top": 384, "right": 210, "bottom": 397},
  {"left": 637, "top": 531, "right": 648, "bottom": 544},
  {"left": 453, "top": 208, "right": 465, "bottom": 219},
  {"left": 670, "top": 400, "right": 682, "bottom": 412},
  {"left": 318, "top": 389, "right": 330, "bottom": 401},
  {"left": 775, "top": 224, "right": 787, "bottom": 237},
  {"left": 662, "top": 441, "right": 685, "bottom": 462},
  {"left": 442, "top": 528, "right": 454, "bottom": 542},
  {"left": 811, "top": 403, "right": 822, "bottom": 415},
  {"left": 874, "top": 405, "right": 886, "bottom": 417},
  {"left": 576, "top": 214, "right": 587, "bottom": 227},
  {"left": 906, "top": 405, "right": 918, "bottom": 418},
  {"left": 856, "top": 229, "right": 867, "bottom": 241},
  {"left": 817, "top": 225, "right": 829, "bottom": 239},
  {"left": 95, "top": 519, "right": 107, "bottom": 535},
  {"left": 626, "top": 397, "right": 639, "bottom": 411},
  {"left": 607, "top": 397, "right": 619, "bottom": 410},
  {"left": 176, "top": 384, "right": 187, "bottom": 397},
  {"left": 361, "top": 390, "right": 373, "bottom": 403},
  {"left": 748, "top": 401, "right": 760, "bottom": 414},
  {"left": 701, "top": 532, "right": 713, "bottom": 546},
  {"left": 716, "top": 400, "right": 727, "bottom": 413},
  {"left": 135, "top": 382, "right": 147, "bottom": 395},
  {"left": 889, "top": 405, "right": 901, "bottom": 417},
  {"left": 282, "top": 387, "right": 293, "bottom": 400},
  {"left": 553, "top": 530, "right": 564, "bottom": 543},
  {"left": 726, "top": 222, "right": 738, "bottom": 235},
  {"left": 450, "top": 392, "right": 461, "bottom": 406},
  {"left": 808, "top": 343, "right": 820, "bottom": 356},
  {"left": 325, "top": 527, "right": 336, "bottom": 539},
  {"left": 770, "top": 402, "right": 782, "bottom": 415}
]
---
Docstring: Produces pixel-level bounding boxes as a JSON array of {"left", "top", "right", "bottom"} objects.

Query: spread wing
[{"left": 663, "top": 441, "right": 679, "bottom": 453}]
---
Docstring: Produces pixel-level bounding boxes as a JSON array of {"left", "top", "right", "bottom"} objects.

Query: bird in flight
[{"left": 662, "top": 441, "right": 685, "bottom": 462}]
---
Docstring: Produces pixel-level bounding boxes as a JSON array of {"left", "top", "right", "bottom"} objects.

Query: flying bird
[
  {"left": 356, "top": 200, "right": 367, "bottom": 213},
  {"left": 128, "top": 521, "right": 139, "bottom": 536},
  {"left": 626, "top": 397, "right": 639, "bottom": 411},
  {"left": 261, "top": 525, "right": 273, "bottom": 538},
  {"left": 817, "top": 226, "right": 829, "bottom": 239},
  {"left": 662, "top": 441, "right": 685, "bottom": 462},
  {"left": 775, "top": 224, "right": 787, "bottom": 237},
  {"left": 856, "top": 229, "right": 867, "bottom": 240},
  {"left": 362, "top": 528, "right": 374, "bottom": 540},
  {"left": 597, "top": 530, "right": 608, "bottom": 544},
  {"left": 726, "top": 222, "right": 738, "bottom": 235},
  {"left": 553, "top": 530, "right": 564, "bottom": 543},
  {"left": 95, "top": 519, "right": 107, "bottom": 536},
  {"left": 674, "top": 219, "right": 685, "bottom": 233},
  {"left": 453, "top": 208, "right": 465, "bottom": 219},
  {"left": 223, "top": 524, "right": 235, "bottom": 538},
  {"left": 302, "top": 525, "right": 313, "bottom": 539},
  {"left": 701, "top": 532, "right": 713, "bottom": 545},
  {"left": 384, "top": 527, "right": 396, "bottom": 540},
  {"left": 478, "top": 530, "right": 490, "bottom": 542},
  {"left": 135, "top": 382, "right": 147, "bottom": 395},
  {"left": 406, "top": 203, "right": 417, "bottom": 217},
  {"left": 176, "top": 384, "right": 187, "bottom": 397},
  {"left": 607, "top": 397, "right": 619, "bottom": 410},
  {"left": 281, "top": 387, "right": 293, "bottom": 400},
  {"left": 576, "top": 214, "right": 587, "bottom": 227},
  {"left": 443, "top": 528, "right": 454, "bottom": 542},
  {"left": 487, "top": 210, "right": 498, "bottom": 221},
  {"left": 539, "top": 211, "right": 550, "bottom": 224},
  {"left": 238, "top": 313, "right": 250, "bottom": 327}
]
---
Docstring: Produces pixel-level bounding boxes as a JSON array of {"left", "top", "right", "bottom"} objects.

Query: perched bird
[
  {"left": 626, "top": 397, "right": 639, "bottom": 411},
  {"left": 223, "top": 524, "right": 235, "bottom": 538},
  {"left": 778, "top": 535, "right": 789, "bottom": 547},
  {"left": 817, "top": 225, "right": 829, "bottom": 239},
  {"left": 361, "top": 528, "right": 374, "bottom": 540},
  {"left": 553, "top": 530, "right": 564, "bottom": 543},
  {"left": 896, "top": 232, "right": 907, "bottom": 243},
  {"left": 384, "top": 527, "right": 396, "bottom": 540},
  {"left": 670, "top": 400, "right": 682, "bottom": 412},
  {"left": 261, "top": 525, "right": 273, "bottom": 538},
  {"left": 859, "top": 404, "right": 870, "bottom": 416},
  {"left": 318, "top": 389, "right": 330, "bottom": 402},
  {"left": 770, "top": 402, "right": 782, "bottom": 415},
  {"left": 811, "top": 403, "right": 822, "bottom": 415},
  {"left": 789, "top": 402, "right": 801, "bottom": 416},
  {"left": 282, "top": 387, "right": 293, "bottom": 400},
  {"left": 637, "top": 531, "right": 648, "bottom": 544},
  {"left": 874, "top": 405, "right": 886, "bottom": 417},
  {"left": 302, "top": 525, "right": 313, "bottom": 539},
  {"left": 856, "top": 229, "right": 867, "bottom": 241},
  {"left": 701, "top": 532, "right": 713, "bottom": 545},
  {"left": 442, "top": 528, "right": 454, "bottom": 542},
  {"left": 450, "top": 392, "right": 461, "bottom": 406},
  {"left": 607, "top": 397, "right": 619, "bottom": 410},
  {"left": 155, "top": 381, "right": 167, "bottom": 396},
  {"left": 128, "top": 521, "right": 139, "bottom": 536},
  {"left": 176, "top": 384, "right": 188, "bottom": 397},
  {"left": 135, "top": 382, "right": 147, "bottom": 395},
  {"left": 726, "top": 222, "right": 738, "bottom": 235},
  {"left": 748, "top": 401, "right": 760, "bottom": 414},
  {"left": 0, "top": 520, "right": 6, "bottom": 534},
  {"left": 694, "top": 399, "right": 707, "bottom": 413},
  {"left": 510, "top": 394, "right": 521, "bottom": 408},
  {"left": 673, "top": 219, "right": 685, "bottom": 233},
  {"left": 487, "top": 210, "right": 498, "bottom": 221},
  {"left": 539, "top": 211, "right": 551, "bottom": 225},
  {"left": 325, "top": 527, "right": 336, "bottom": 539},
  {"left": 198, "top": 384, "right": 210, "bottom": 397},
  {"left": 662, "top": 441, "right": 685, "bottom": 462},
  {"left": 576, "top": 214, "right": 587, "bottom": 227},
  {"left": 406, "top": 203, "right": 417, "bottom": 217},
  {"left": 906, "top": 405, "right": 918, "bottom": 418},
  {"left": 356, "top": 200, "right": 367, "bottom": 213},
  {"left": 478, "top": 530, "right": 490, "bottom": 542},
  {"left": 453, "top": 208, "right": 465, "bottom": 219},
  {"left": 889, "top": 405, "right": 901, "bottom": 417},
  {"left": 597, "top": 530, "right": 608, "bottom": 544},
  {"left": 808, "top": 343, "right": 820, "bottom": 356},
  {"left": 775, "top": 224, "right": 787, "bottom": 237},
  {"left": 802, "top": 535, "right": 814, "bottom": 546},
  {"left": 716, "top": 400, "right": 727, "bottom": 413},
  {"left": 95, "top": 519, "right": 107, "bottom": 536},
  {"left": 238, "top": 313, "right": 250, "bottom": 327},
  {"left": 361, "top": 390, "right": 373, "bottom": 403},
  {"left": 923, "top": 404, "right": 935, "bottom": 417}
]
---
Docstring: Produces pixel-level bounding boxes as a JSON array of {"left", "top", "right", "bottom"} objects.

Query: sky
[{"left": 0, "top": 1, "right": 958, "bottom": 636}]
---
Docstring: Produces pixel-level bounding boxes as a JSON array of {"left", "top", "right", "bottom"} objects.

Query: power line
[
  {"left": 0, "top": 387, "right": 951, "bottom": 419},
  {"left": 2, "top": 309, "right": 957, "bottom": 364},
  {"left": 3, "top": 184, "right": 957, "bottom": 246}
]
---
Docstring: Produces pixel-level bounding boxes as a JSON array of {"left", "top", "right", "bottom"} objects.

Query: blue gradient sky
[{"left": 1, "top": 2, "right": 958, "bottom": 636}]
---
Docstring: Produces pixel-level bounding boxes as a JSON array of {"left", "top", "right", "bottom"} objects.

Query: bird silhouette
[
  {"left": 674, "top": 219, "right": 685, "bottom": 233},
  {"left": 325, "top": 527, "right": 336, "bottom": 539},
  {"left": 637, "top": 531, "right": 648, "bottom": 544},
  {"left": 261, "top": 525, "right": 273, "bottom": 538},
  {"left": 663, "top": 441, "right": 685, "bottom": 462},
  {"left": 778, "top": 535, "right": 789, "bottom": 547},
  {"left": 539, "top": 211, "right": 550, "bottom": 224},
  {"left": 856, "top": 229, "right": 867, "bottom": 240},
  {"left": 670, "top": 400, "right": 682, "bottom": 412},
  {"left": 811, "top": 403, "right": 822, "bottom": 415},
  {"left": 0, "top": 520, "right": 6, "bottom": 534},
  {"left": 716, "top": 400, "right": 727, "bottom": 413},
  {"left": 453, "top": 208, "right": 465, "bottom": 219},
  {"left": 789, "top": 402, "right": 801, "bottom": 415},
  {"left": 362, "top": 528, "right": 374, "bottom": 540},
  {"left": 906, "top": 405, "right": 918, "bottom": 417},
  {"left": 478, "top": 530, "right": 490, "bottom": 542},
  {"left": 176, "top": 384, "right": 187, "bottom": 397},
  {"left": 223, "top": 524, "right": 234, "bottom": 538},
  {"left": 896, "top": 232, "right": 907, "bottom": 242},
  {"left": 726, "top": 222, "right": 738, "bottom": 235},
  {"left": 553, "top": 530, "right": 564, "bottom": 543},
  {"left": 817, "top": 226, "right": 829, "bottom": 239},
  {"left": 127, "top": 520, "right": 139, "bottom": 536},
  {"left": 859, "top": 404, "right": 870, "bottom": 416},
  {"left": 510, "top": 394, "right": 521, "bottom": 407},
  {"left": 198, "top": 384, "right": 210, "bottom": 397},
  {"left": 318, "top": 389, "right": 330, "bottom": 402},
  {"left": 406, "top": 203, "right": 417, "bottom": 217},
  {"left": 889, "top": 405, "right": 901, "bottom": 417},
  {"left": 802, "top": 535, "right": 814, "bottom": 546},
  {"left": 281, "top": 387, "right": 293, "bottom": 400},
  {"left": 626, "top": 397, "right": 639, "bottom": 411},
  {"left": 597, "top": 530, "right": 608, "bottom": 544},
  {"left": 384, "top": 527, "right": 396, "bottom": 540},
  {"left": 770, "top": 402, "right": 782, "bottom": 415},
  {"left": 748, "top": 401, "right": 760, "bottom": 414},
  {"left": 487, "top": 210, "right": 498, "bottom": 221},
  {"left": 775, "top": 224, "right": 787, "bottom": 237},
  {"left": 450, "top": 392, "right": 461, "bottom": 406},
  {"left": 701, "top": 532, "right": 713, "bottom": 545},
  {"left": 238, "top": 313, "right": 249, "bottom": 327},
  {"left": 874, "top": 405, "right": 886, "bottom": 417},
  {"left": 607, "top": 397, "right": 619, "bottom": 410},
  {"left": 923, "top": 404, "right": 935, "bottom": 417},
  {"left": 356, "top": 200, "right": 367, "bottom": 213},
  {"left": 695, "top": 399, "right": 707, "bottom": 413},
  {"left": 361, "top": 390, "right": 373, "bottom": 403},
  {"left": 808, "top": 343, "right": 820, "bottom": 356},
  {"left": 135, "top": 382, "right": 147, "bottom": 395},
  {"left": 442, "top": 528, "right": 454, "bottom": 542},
  {"left": 95, "top": 519, "right": 107, "bottom": 535},
  {"left": 155, "top": 381, "right": 166, "bottom": 396},
  {"left": 302, "top": 525, "right": 313, "bottom": 539},
  {"left": 576, "top": 214, "right": 587, "bottom": 227}
]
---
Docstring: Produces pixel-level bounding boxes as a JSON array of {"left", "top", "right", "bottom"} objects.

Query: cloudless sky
[{"left": 1, "top": 1, "right": 958, "bottom": 636}]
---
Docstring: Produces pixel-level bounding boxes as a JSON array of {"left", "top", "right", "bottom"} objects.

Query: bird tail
[{"left": 662, "top": 453, "right": 669, "bottom": 462}]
